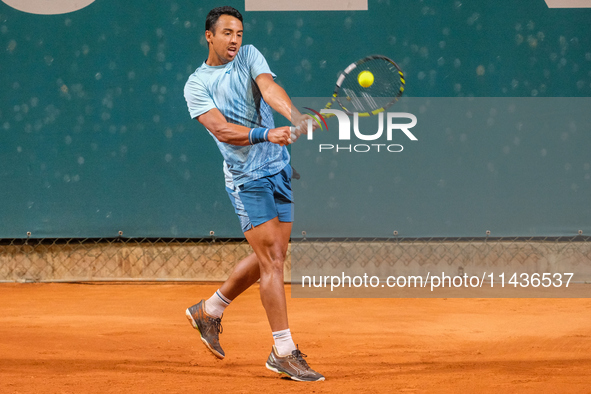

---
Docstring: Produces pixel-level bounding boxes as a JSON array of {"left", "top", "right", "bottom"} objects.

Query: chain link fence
[
  {"left": 0, "top": 237, "right": 258, "bottom": 282},
  {"left": 1, "top": 235, "right": 590, "bottom": 283},
  {"left": 292, "top": 235, "right": 591, "bottom": 281}
]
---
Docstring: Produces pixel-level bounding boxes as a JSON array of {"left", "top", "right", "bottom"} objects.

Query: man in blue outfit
[{"left": 183, "top": 6, "right": 324, "bottom": 382}]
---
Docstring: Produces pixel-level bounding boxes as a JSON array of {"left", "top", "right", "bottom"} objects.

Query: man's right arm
[{"left": 196, "top": 108, "right": 293, "bottom": 146}]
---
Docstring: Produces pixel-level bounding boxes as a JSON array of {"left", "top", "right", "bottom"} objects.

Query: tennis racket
[{"left": 293, "top": 55, "right": 405, "bottom": 137}]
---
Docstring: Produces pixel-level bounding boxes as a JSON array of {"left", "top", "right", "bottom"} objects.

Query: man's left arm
[{"left": 255, "top": 73, "right": 309, "bottom": 134}]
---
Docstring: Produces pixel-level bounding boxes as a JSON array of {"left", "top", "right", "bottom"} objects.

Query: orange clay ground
[{"left": 1, "top": 283, "right": 590, "bottom": 393}]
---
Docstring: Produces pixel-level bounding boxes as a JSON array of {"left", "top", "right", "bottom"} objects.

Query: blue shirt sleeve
[
  {"left": 184, "top": 76, "right": 215, "bottom": 119},
  {"left": 244, "top": 45, "right": 276, "bottom": 80}
]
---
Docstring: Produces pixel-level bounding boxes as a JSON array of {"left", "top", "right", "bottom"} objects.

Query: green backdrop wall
[{"left": 1, "top": 0, "right": 590, "bottom": 238}]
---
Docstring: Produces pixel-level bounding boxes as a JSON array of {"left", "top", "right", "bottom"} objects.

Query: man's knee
[{"left": 259, "top": 252, "right": 285, "bottom": 275}]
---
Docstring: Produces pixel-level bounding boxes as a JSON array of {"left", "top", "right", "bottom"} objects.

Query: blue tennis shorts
[{"left": 226, "top": 165, "right": 294, "bottom": 232}]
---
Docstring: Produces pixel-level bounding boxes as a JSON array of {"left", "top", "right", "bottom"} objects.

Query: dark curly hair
[{"left": 205, "top": 6, "right": 243, "bottom": 34}]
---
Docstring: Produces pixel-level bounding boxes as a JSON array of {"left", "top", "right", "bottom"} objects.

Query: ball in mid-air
[{"left": 357, "top": 70, "right": 374, "bottom": 88}]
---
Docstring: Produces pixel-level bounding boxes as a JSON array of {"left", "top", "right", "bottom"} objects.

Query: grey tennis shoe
[
  {"left": 185, "top": 300, "right": 225, "bottom": 359},
  {"left": 266, "top": 345, "right": 325, "bottom": 381}
]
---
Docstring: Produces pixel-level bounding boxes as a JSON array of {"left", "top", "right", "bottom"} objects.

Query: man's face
[{"left": 206, "top": 15, "right": 243, "bottom": 65}]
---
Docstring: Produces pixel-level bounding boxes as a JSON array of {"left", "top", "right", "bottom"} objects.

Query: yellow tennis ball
[{"left": 358, "top": 70, "right": 374, "bottom": 88}]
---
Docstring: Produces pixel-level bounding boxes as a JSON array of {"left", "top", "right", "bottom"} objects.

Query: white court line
[
  {"left": 245, "top": 0, "right": 367, "bottom": 11},
  {"left": 1, "top": 0, "right": 95, "bottom": 14},
  {"left": 545, "top": 0, "right": 591, "bottom": 7}
]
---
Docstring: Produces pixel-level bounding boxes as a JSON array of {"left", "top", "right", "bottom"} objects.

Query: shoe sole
[
  {"left": 265, "top": 362, "right": 325, "bottom": 382},
  {"left": 185, "top": 308, "right": 224, "bottom": 360}
]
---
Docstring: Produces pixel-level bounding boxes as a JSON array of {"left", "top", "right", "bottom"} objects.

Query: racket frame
[{"left": 323, "top": 55, "right": 405, "bottom": 118}]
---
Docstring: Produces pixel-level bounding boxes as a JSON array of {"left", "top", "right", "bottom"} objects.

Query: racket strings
[{"left": 337, "top": 57, "right": 403, "bottom": 113}]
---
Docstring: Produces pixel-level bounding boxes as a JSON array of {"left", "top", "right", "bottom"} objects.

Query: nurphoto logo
[{"left": 304, "top": 108, "right": 418, "bottom": 153}]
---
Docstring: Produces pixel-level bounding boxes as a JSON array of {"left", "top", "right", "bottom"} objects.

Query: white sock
[
  {"left": 272, "top": 328, "right": 297, "bottom": 356},
  {"left": 204, "top": 289, "right": 231, "bottom": 318}
]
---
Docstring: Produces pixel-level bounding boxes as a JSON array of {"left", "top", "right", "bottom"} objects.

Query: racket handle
[{"left": 290, "top": 125, "right": 306, "bottom": 143}]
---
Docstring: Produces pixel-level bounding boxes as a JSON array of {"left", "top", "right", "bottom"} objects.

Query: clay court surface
[{"left": 1, "top": 283, "right": 590, "bottom": 393}]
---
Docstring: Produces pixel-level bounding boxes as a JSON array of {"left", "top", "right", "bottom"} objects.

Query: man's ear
[{"left": 205, "top": 30, "right": 213, "bottom": 45}]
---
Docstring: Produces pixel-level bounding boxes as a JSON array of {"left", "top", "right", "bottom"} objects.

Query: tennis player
[{"left": 183, "top": 6, "right": 324, "bottom": 382}]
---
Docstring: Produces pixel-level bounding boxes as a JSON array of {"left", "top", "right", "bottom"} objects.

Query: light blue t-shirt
[{"left": 184, "top": 44, "right": 290, "bottom": 188}]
